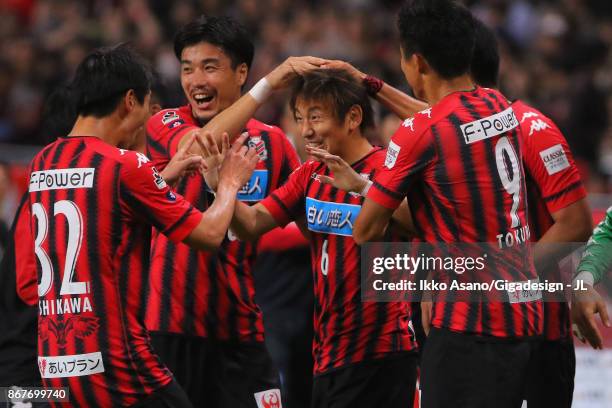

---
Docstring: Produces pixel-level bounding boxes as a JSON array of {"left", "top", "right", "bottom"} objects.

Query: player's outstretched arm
[
  {"left": 230, "top": 202, "right": 279, "bottom": 242},
  {"left": 321, "top": 60, "right": 428, "bottom": 119},
  {"left": 306, "top": 146, "right": 416, "bottom": 236},
  {"left": 184, "top": 134, "right": 259, "bottom": 250},
  {"left": 353, "top": 199, "right": 395, "bottom": 244},
  {"left": 178, "top": 56, "right": 327, "bottom": 153},
  {"left": 533, "top": 198, "right": 593, "bottom": 272}
]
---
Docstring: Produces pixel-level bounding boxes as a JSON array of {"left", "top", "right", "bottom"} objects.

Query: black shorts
[
  {"left": 150, "top": 333, "right": 281, "bottom": 408},
  {"left": 311, "top": 352, "right": 418, "bottom": 408},
  {"left": 524, "top": 339, "right": 575, "bottom": 408},
  {"left": 132, "top": 380, "right": 193, "bottom": 408},
  {"left": 420, "top": 328, "right": 536, "bottom": 408}
]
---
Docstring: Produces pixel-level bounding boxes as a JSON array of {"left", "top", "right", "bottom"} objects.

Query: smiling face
[
  {"left": 180, "top": 42, "right": 247, "bottom": 123},
  {"left": 293, "top": 97, "right": 351, "bottom": 157}
]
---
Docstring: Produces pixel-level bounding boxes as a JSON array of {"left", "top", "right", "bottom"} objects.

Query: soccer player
[
  {"left": 330, "top": 18, "right": 594, "bottom": 407},
  {"left": 337, "top": 1, "right": 543, "bottom": 406},
  {"left": 29, "top": 44, "right": 258, "bottom": 407},
  {"left": 219, "top": 69, "right": 418, "bottom": 408},
  {"left": 143, "top": 15, "right": 302, "bottom": 407},
  {"left": 468, "top": 21, "right": 592, "bottom": 408}
]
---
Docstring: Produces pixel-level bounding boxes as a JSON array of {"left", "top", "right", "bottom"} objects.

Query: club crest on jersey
[
  {"left": 460, "top": 106, "right": 518, "bottom": 144},
  {"left": 248, "top": 136, "right": 268, "bottom": 161},
  {"left": 161, "top": 111, "right": 180, "bottom": 125},
  {"left": 385, "top": 141, "right": 401, "bottom": 169},
  {"left": 38, "top": 316, "right": 100, "bottom": 349},
  {"left": 254, "top": 389, "right": 282, "bottom": 408}
]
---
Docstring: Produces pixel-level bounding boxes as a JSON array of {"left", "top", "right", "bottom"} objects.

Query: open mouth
[{"left": 193, "top": 93, "right": 214, "bottom": 107}]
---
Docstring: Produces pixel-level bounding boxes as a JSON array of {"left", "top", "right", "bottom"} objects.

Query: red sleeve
[
  {"left": 260, "top": 162, "right": 311, "bottom": 226},
  {"left": 14, "top": 197, "right": 37, "bottom": 306},
  {"left": 118, "top": 151, "right": 202, "bottom": 242},
  {"left": 145, "top": 109, "right": 198, "bottom": 170},
  {"left": 368, "top": 119, "right": 437, "bottom": 209},
  {"left": 520, "top": 113, "right": 586, "bottom": 213}
]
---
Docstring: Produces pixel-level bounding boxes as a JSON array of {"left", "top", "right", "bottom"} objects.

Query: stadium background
[{"left": 0, "top": 0, "right": 610, "bottom": 406}]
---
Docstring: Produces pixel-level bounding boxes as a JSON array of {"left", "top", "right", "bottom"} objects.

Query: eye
[
  {"left": 205, "top": 65, "right": 217, "bottom": 73},
  {"left": 182, "top": 66, "right": 192, "bottom": 74},
  {"left": 310, "top": 114, "right": 321, "bottom": 122},
  {"left": 295, "top": 116, "right": 303, "bottom": 124}
]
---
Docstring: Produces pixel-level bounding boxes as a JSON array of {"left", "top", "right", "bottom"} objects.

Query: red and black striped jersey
[
  {"left": 144, "top": 106, "right": 300, "bottom": 341},
  {"left": 261, "top": 147, "right": 417, "bottom": 375},
  {"left": 514, "top": 100, "right": 587, "bottom": 341},
  {"left": 368, "top": 87, "right": 544, "bottom": 338},
  {"left": 28, "top": 136, "right": 202, "bottom": 407}
]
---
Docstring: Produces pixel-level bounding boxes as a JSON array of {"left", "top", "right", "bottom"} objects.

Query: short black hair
[
  {"left": 42, "top": 85, "right": 77, "bottom": 140},
  {"left": 289, "top": 69, "right": 375, "bottom": 132},
  {"left": 71, "top": 44, "right": 151, "bottom": 118},
  {"left": 398, "top": 0, "right": 475, "bottom": 79},
  {"left": 471, "top": 19, "right": 500, "bottom": 88},
  {"left": 174, "top": 15, "right": 254, "bottom": 69}
]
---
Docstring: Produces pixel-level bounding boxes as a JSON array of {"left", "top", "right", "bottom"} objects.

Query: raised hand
[
  {"left": 306, "top": 146, "right": 369, "bottom": 194},
  {"left": 265, "top": 56, "right": 328, "bottom": 90},
  {"left": 161, "top": 133, "right": 204, "bottom": 186},
  {"left": 572, "top": 284, "right": 610, "bottom": 349},
  {"left": 197, "top": 130, "right": 231, "bottom": 191},
  {"left": 218, "top": 133, "right": 259, "bottom": 191},
  {"left": 320, "top": 59, "right": 367, "bottom": 82}
]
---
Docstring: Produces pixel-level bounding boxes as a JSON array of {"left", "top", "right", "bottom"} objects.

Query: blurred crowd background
[{"left": 0, "top": 0, "right": 611, "bottom": 221}]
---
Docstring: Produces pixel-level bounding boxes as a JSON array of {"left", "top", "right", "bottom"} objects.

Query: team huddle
[{"left": 1, "top": 0, "right": 609, "bottom": 407}]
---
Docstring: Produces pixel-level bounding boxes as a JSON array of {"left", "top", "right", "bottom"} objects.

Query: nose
[
  {"left": 300, "top": 120, "right": 314, "bottom": 140},
  {"left": 190, "top": 67, "right": 209, "bottom": 88}
]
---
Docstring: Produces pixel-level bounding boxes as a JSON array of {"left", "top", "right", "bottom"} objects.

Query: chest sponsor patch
[
  {"left": 539, "top": 144, "right": 570, "bottom": 175},
  {"left": 305, "top": 197, "right": 361, "bottom": 236},
  {"left": 460, "top": 106, "right": 518, "bottom": 144},
  {"left": 385, "top": 141, "right": 401, "bottom": 169},
  {"left": 237, "top": 169, "right": 269, "bottom": 202},
  {"left": 38, "top": 351, "right": 105, "bottom": 378}
]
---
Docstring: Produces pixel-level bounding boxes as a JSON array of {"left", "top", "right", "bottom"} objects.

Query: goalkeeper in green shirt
[{"left": 573, "top": 207, "right": 612, "bottom": 349}]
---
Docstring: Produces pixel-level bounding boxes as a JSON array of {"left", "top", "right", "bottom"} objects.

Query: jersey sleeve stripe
[{"left": 542, "top": 180, "right": 584, "bottom": 202}]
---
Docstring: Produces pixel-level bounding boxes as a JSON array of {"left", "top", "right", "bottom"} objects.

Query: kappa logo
[
  {"left": 161, "top": 111, "right": 180, "bottom": 125},
  {"left": 528, "top": 119, "right": 550, "bottom": 136},
  {"left": 520, "top": 111, "right": 539, "bottom": 123},
  {"left": 136, "top": 152, "right": 150, "bottom": 168},
  {"left": 418, "top": 108, "right": 432, "bottom": 118},
  {"left": 39, "top": 316, "right": 100, "bottom": 349},
  {"left": 402, "top": 118, "right": 415, "bottom": 131},
  {"left": 254, "top": 389, "right": 282, "bottom": 408},
  {"left": 248, "top": 136, "right": 268, "bottom": 161},
  {"left": 385, "top": 141, "right": 401, "bottom": 169}
]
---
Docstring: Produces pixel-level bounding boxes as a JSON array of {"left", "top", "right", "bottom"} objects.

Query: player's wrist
[
  {"left": 358, "top": 179, "right": 373, "bottom": 196},
  {"left": 363, "top": 75, "right": 384, "bottom": 96},
  {"left": 249, "top": 77, "right": 272, "bottom": 103}
]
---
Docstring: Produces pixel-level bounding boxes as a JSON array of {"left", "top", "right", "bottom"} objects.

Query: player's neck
[
  {"left": 424, "top": 74, "right": 475, "bottom": 106},
  {"left": 68, "top": 115, "right": 124, "bottom": 147},
  {"left": 339, "top": 135, "right": 373, "bottom": 166}
]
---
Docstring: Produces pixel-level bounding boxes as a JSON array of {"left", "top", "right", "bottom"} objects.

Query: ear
[
  {"left": 347, "top": 105, "right": 363, "bottom": 131},
  {"left": 415, "top": 54, "right": 430, "bottom": 75},
  {"left": 124, "top": 89, "right": 137, "bottom": 112},
  {"left": 236, "top": 63, "right": 248, "bottom": 87}
]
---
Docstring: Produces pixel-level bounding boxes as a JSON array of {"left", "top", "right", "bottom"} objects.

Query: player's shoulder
[
  {"left": 109, "top": 147, "right": 153, "bottom": 171},
  {"left": 246, "top": 118, "right": 286, "bottom": 138},
  {"left": 147, "top": 106, "right": 195, "bottom": 133},
  {"left": 393, "top": 107, "right": 438, "bottom": 142},
  {"left": 513, "top": 100, "right": 561, "bottom": 138}
]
